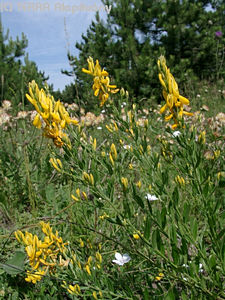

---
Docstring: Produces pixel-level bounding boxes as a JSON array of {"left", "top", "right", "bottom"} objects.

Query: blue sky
[{"left": 1, "top": 0, "right": 107, "bottom": 91}]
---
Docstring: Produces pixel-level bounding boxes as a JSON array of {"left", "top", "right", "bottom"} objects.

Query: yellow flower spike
[
  {"left": 77, "top": 260, "right": 82, "bottom": 269},
  {"left": 82, "top": 191, "right": 88, "bottom": 200},
  {"left": 26, "top": 80, "right": 78, "bottom": 148},
  {"left": 49, "top": 158, "right": 61, "bottom": 173},
  {"left": 71, "top": 194, "right": 79, "bottom": 202},
  {"left": 85, "top": 264, "right": 91, "bottom": 275},
  {"left": 109, "top": 153, "right": 114, "bottom": 166},
  {"left": 14, "top": 230, "right": 24, "bottom": 244},
  {"left": 92, "top": 138, "right": 97, "bottom": 151},
  {"left": 198, "top": 131, "right": 206, "bottom": 144},
  {"left": 155, "top": 272, "right": 164, "bottom": 281},
  {"left": 93, "top": 291, "right": 98, "bottom": 300},
  {"left": 175, "top": 175, "right": 185, "bottom": 185},
  {"left": 89, "top": 173, "right": 94, "bottom": 186},
  {"left": 106, "top": 124, "right": 113, "bottom": 133},
  {"left": 129, "top": 164, "right": 133, "bottom": 170},
  {"left": 99, "top": 212, "right": 109, "bottom": 220},
  {"left": 110, "top": 143, "right": 117, "bottom": 160},
  {"left": 214, "top": 150, "right": 220, "bottom": 159},
  {"left": 133, "top": 233, "right": 140, "bottom": 240},
  {"left": 79, "top": 238, "right": 84, "bottom": 248},
  {"left": 82, "top": 57, "right": 118, "bottom": 106},
  {"left": 158, "top": 56, "right": 192, "bottom": 129},
  {"left": 136, "top": 180, "right": 142, "bottom": 189},
  {"left": 139, "top": 145, "right": 144, "bottom": 154},
  {"left": 119, "top": 139, "right": 124, "bottom": 145},
  {"left": 76, "top": 188, "right": 80, "bottom": 198},
  {"left": 33, "top": 114, "right": 42, "bottom": 129},
  {"left": 56, "top": 159, "right": 63, "bottom": 169},
  {"left": 96, "top": 252, "right": 102, "bottom": 263},
  {"left": 127, "top": 110, "right": 133, "bottom": 124},
  {"left": 144, "top": 119, "right": 148, "bottom": 129},
  {"left": 113, "top": 121, "right": 118, "bottom": 131},
  {"left": 121, "top": 177, "right": 128, "bottom": 191},
  {"left": 129, "top": 128, "right": 134, "bottom": 137},
  {"left": 83, "top": 171, "right": 90, "bottom": 183},
  {"left": 68, "top": 284, "right": 81, "bottom": 295},
  {"left": 101, "top": 151, "right": 106, "bottom": 157},
  {"left": 99, "top": 291, "right": 103, "bottom": 298},
  {"left": 147, "top": 145, "right": 151, "bottom": 155}
]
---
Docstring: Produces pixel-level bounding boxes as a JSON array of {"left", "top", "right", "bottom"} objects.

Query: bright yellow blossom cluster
[
  {"left": 14, "top": 221, "right": 68, "bottom": 284},
  {"left": 26, "top": 80, "right": 78, "bottom": 148},
  {"left": 158, "top": 56, "right": 193, "bottom": 129},
  {"left": 82, "top": 57, "right": 119, "bottom": 106}
]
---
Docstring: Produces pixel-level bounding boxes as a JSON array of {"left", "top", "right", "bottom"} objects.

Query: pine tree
[{"left": 65, "top": 0, "right": 224, "bottom": 108}]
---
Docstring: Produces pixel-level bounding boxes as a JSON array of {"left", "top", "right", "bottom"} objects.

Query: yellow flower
[
  {"left": 25, "top": 269, "right": 45, "bottom": 284},
  {"left": 175, "top": 175, "right": 185, "bottom": 185},
  {"left": 82, "top": 57, "right": 119, "bottom": 106},
  {"left": 49, "top": 157, "right": 63, "bottom": 172},
  {"left": 67, "top": 284, "right": 81, "bottom": 295},
  {"left": 133, "top": 233, "right": 140, "bottom": 240},
  {"left": 121, "top": 177, "right": 128, "bottom": 191},
  {"left": 26, "top": 80, "right": 78, "bottom": 148},
  {"left": 110, "top": 143, "right": 117, "bottom": 160},
  {"left": 96, "top": 252, "right": 102, "bottom": 264},
  {"left": 136, "top": 180, "right": 142, "bottom": 189},
  {"left": 15, "top": 221, "right": 69, "bottom": 284},
  {"left": 198, "top": 131, "right": 206, "bottom": 144},
  {"left": 155, "top": 272, "right": 164, "bottom": 281},
  {"left": 85, "top": 264, "right": 91, "bottom": 275},
  {"left": 158, "top": 56, "right": 193, "bottom": 129},
  {"left": 79, "top": 238, "right": 84, "bottom": 248}
]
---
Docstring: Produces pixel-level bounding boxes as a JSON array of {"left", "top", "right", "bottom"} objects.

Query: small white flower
[
  {"left": 101, "top": 110, "right": 106, "bottom": 113},
  {"left": 172, "top": 131, "right": 181, "bottom": 137},
  {"left": 197, "top": 94, "right": 201, "bottom": 98},
  {"left": 123, "top": 145, "right": 131, "bottom": 149},
  {"left": 145, "top": 194, "right": 158, "bottom": 201},
  {"left": 199, "top": 263, "right": 204, "bottom": 273},
  {"left": 112, "top": 252, "right": 131, "bottom": 266},
  {"left": 97, "top": 126, "right": 102, "bottom": 130}
]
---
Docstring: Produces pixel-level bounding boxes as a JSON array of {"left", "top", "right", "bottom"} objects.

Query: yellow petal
[
  {"left": 179, "top": 95, "right": 189, "bottom": 105},
  {"left": 33, "top": 114, "right": 42, "bottom": 129},
  {"left": 82, "top": 68, "right": 92, "bottom": 75},
  {"left": 160, "top": 104, "right": 167, "bottom": 114},
  {"left": 158, "top": 74, "right": 167, "bottom": 90},
  {"left": 165, "top": 114, "right": 173, "bottom": 121}
]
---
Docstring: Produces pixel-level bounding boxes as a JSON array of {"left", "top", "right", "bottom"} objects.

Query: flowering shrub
[{"left": 0, "top": 57, "right": 224, "bottom": 299}]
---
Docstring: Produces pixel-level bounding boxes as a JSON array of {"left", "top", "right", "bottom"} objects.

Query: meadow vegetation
[{"left": 0, "top": 55, "right": 224, "bottom": 299}]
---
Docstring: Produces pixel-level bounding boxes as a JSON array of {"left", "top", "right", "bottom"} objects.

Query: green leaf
[
  {"left": 183, "top": 202, "right": 190, "bottom": 222},
  {"left": 144, "top": 216, "right": 151, "bottom": 240},
  {"left": 1, "top": 251, "right": 25, "bottom": 275},
  {"left": 190, "top": 218, "right": 198, "bottom": 241},
  {"left": 160, "top": 206, "right": 167, "bottom": 229},
  {"left": 165, "top": 289, "right": 176, "bottom": 300},
  {"left": 152, "top": 229, "right": 162, "bottom": 250},
  {"left": 208, "top": 254, "right": 217, "bottom": 269},
  {"left": 132, "top": 183, "right": 144, "bottom": 209},
  {"left": 171, "top": 244, "right": 179, "bottom": 264},
  {"left": 172, "top": 186, "right": 179, "bottom": 206}
]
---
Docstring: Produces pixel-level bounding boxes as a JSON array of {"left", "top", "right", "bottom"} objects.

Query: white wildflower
[{"left": 112, "top": 252, "right": 131, "bottom": 266}]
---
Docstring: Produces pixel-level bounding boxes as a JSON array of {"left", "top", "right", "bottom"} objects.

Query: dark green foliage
[{"left": 64, "top": 0, "right": 225, "bottom": 109}]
